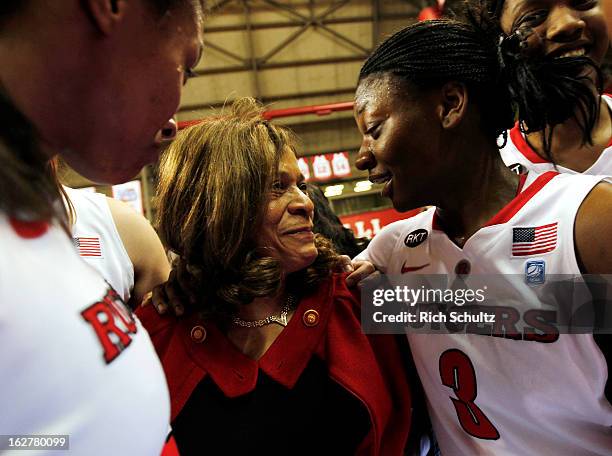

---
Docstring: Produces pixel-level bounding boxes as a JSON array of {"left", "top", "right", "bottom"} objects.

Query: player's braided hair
[
  {"left": 359, "top": 6, "right": 602, "bottom": 162},
  {"left": 359, "top": 19, "right": 515, "bottom": 143}
]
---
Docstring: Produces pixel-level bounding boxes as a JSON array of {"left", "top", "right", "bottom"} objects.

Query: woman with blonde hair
[{"left": 137, "top": 97, "right": 412, "bottom": 455}]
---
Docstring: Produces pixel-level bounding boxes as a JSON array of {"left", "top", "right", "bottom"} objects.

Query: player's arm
[
  {"left": 106, "top": 197, "right": 171, "bottom": 307},
  {"left": 346, "top": 221, "right": 406, "bottom": 285},
  {"left": 574, "top": 182, "right": 612, "bottom": 274},
  {"left": 345, "top": 241, "right": 380, "bottom": 287}
]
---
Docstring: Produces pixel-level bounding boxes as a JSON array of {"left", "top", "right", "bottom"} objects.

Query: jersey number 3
[{"left": 439, "top": 349, "right": 500, "bottom": 440}]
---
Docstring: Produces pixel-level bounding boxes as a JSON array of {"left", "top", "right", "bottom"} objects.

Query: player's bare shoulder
[{"left": 574, "top": 181, "right": 612, "bottom": 274}]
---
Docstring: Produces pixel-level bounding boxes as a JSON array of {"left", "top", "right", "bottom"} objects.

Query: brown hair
[
  {"left": 47, "top": 157, "right": 76, "bottom": 227},
  {"left": 0, "top": 88, "right": 67, "bottom": 226},
  {"left": 156, "top": 97, "right": 340, "bottom": 319}
]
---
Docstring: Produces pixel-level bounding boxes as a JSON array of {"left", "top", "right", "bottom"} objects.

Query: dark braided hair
[
  {"left": 360, "top": 8, "right": 603, "bottom": 162},
  {"left": 359, "top": 19, "right": 516, "bottom": 142}
]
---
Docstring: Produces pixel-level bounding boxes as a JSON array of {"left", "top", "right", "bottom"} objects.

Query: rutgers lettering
[
  {"left": 439, "top": 349, "right": 500, "bottom": 440},
  {"left": 81, "top": 287, "right": 137, "bottom": 364}
]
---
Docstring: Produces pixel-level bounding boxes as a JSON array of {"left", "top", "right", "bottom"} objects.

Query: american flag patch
[
  {"left": 74, "top": 236, "right": 102, "bottom": 257},
  {"left": 512, "top": 222, "right": 558, "bottom": 257}
]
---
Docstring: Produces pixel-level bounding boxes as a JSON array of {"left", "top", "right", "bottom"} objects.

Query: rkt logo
[{"left": 404, "top": 229, "right": 428, "bottom": 248}]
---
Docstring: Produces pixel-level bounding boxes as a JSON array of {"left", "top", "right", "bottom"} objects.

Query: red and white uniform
[
  {"left": 356, "top": 172, "right": 612, "bottom": 455},
  {"left": 500, "top": 95, "right": 612, "bottom": 176},
  {"left": 65, "top": 187, "right": 134, "bottom": 302},
  {"left": 0, "top": 215, "right": 170, "bottom": 455}
]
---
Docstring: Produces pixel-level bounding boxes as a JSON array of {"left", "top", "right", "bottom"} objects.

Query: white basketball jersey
[
  {"left": 0, "top": 215, "right": 170, "bottom": 455},
  {"left": 500, "top": 95, "right": 612, "bottom": 176},
  {"left": 356, "top": 172, "right": 612, "bottom": 455},
  {"left": 65, "top": 187, "right": 134, "bottom": 302}
]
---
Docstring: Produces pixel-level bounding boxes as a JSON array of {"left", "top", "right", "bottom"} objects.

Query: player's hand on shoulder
[
  {"left": 148, "top": 258, "right": 199, "bottom": 317},
  {"left": 346, "top": 260, "right": 378, "bottom": 287}
]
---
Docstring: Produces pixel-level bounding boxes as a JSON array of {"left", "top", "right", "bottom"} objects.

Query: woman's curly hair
[{"left": 156, "top": 97, "right": 341, "bottom": 320}]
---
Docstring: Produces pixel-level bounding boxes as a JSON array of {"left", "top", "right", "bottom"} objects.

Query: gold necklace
[{"left": 232, "top": 294, "right": 297, "bottom": 328}]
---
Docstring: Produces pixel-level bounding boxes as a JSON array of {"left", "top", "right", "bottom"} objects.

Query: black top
[{"left": 172, "top": 356, "right": 370, "bottom": 455}]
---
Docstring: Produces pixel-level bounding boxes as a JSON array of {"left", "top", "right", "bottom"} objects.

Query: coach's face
[{"left": 256, "top": 149, "right": 317, "bottom": 275}]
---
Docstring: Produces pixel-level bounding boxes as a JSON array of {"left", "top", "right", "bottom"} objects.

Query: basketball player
[
  {"left": 64, "top": 185, "right": 171, "bottom": 307},
  {"left": 0, "top": 1, "right": 203, "bottom": 453},
  {"left": 353, "top": 18, "right": 612, "bottom": 455},
  {"left": 483, "top": 0, "right": 612, "bottom": 175},
  {"left": 347, "top": 0, "right": 612, "bottom": 291}
]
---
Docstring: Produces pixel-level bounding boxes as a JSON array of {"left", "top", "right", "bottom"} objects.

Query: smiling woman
[
  {"left": 137, "top": 97, "right": 412, "bottom": 455},
  {"left": 352, "top": 17, "right": 612, "bottom": 456},
  {"left": 484, "top": 0, "right": 612, "bottom": 174},
  {"left": 255, "top": 148, "right": 319, "bottom": 275}
]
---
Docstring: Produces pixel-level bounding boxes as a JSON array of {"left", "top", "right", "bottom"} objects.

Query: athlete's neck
[
  {"left": 524, "top": 95, "right": 611, "bottom": 172},
  {"left": 435, "top": 148, "right": 519, "bottom": 247}
]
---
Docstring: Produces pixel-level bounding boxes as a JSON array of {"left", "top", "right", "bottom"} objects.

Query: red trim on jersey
[
  {"left": 511, "top": 94, "right": 612, "bottom": 160},
  {"left": 9, "top": 217, "right": 49, "bottom": 239},
  {"left": 160, "top": 435, "right": 180, "bottom": 456},
  {"left": 484, "top": 171, "right": 559, "bottom": 227},
  {"left": 515, "top": 173, "right": 528, "bottom": 195},
  {"left": 432, "top": 173, "right": 531, "bottom": 231},
  {"left": 509, "top": 123, "right": 549, "bottom": 164},
  {"left": 432, "top": 211, "right": 442, "bottom": 231}
]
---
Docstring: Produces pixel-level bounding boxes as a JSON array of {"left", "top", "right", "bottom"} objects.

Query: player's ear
[
  {"left": 435, "top": 82, "right": 468, "bottom": 130},
  {"left": 81, "top": 0, "right": 128, "bottom": 35}
]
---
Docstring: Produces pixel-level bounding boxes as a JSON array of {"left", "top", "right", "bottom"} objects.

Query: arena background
[{"left": 58, "top": 0, "right": 612, "bottom": 240}]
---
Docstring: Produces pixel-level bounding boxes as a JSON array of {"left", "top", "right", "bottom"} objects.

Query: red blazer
[{"left": 137, "top": 273, "right": 412, "bottom": 455}]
